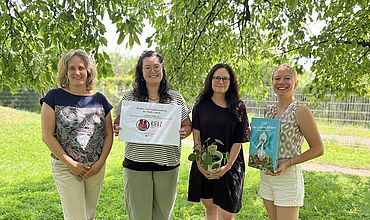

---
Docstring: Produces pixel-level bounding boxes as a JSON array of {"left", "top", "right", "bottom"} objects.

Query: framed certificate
[{"left": 118, "top": 100, "right": 182, "bottom": 146}]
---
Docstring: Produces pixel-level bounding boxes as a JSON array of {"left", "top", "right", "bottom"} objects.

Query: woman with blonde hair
[
  {"left": 41, "top": 49, "right": 113, "bottom": 220},
  {"left": 260, "top": 64, "right": 324, "bottom": 220}
]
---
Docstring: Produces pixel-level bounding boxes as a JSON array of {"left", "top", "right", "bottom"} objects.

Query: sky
[
  {"left": 101, "top": 16, "right": 155, "bottom": 56},
  {"left": 102, "top": 13, "right": 326, "bottom": 70}
]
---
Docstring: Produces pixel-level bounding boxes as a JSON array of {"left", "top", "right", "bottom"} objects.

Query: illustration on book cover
[{"left": 248, "top": 117, "right": 280, "bottom": 171}]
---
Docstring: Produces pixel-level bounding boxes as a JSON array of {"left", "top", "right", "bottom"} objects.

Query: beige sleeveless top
[{"left": 265, "top": 100, "right": 304, "bottom": 160}]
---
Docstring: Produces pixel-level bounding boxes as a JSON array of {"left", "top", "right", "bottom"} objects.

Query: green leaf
[
  {"left": 211, "top": 163, "right": 220, "bottom": 170},
  {"left": 214, "top": 139, "right": 224, "bottom": 145},
  {"left": 133, "top": 33, "right": 140, "bottom": 45},
  {"left": 100, "top": 36, "right": 108, "bottom": 46},
  {"left": 188, "top": 153, "right": 196, "bottom": 161},
  {"left": 203, "top": 155, "right": 212, "bottom": 166},
  {"left": 117, "top": 33, "right": 125, "bottom": 45},
  {"left": 207, "top": 144, "right": 217, "bottom": 152},
  {"left": 287, "top": 0, "right": 298, "bottom": 11},
  {"left": 156, "top": 16, "right": 166, "bottom": 26},
  {"left": 27, "top": 5, "right": 38, "bottom": 12},
  {"left": 128, "top": 35, "right": 134, "bottom": 48},
  {"left": 225, "top": 152, "right": 230, "bottom": 161},
  {"left": 35, "top": 43, "right": 43, "bottom": 53}
]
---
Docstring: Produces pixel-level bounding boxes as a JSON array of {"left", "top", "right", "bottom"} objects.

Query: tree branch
[
  {"left": 263, "top": 0, "right": 285, "bottom": 9},
  {"left": 343, "top": 40, "right": 370, "bottom": 48},
  {"left": 192, "top": 0, "right": 207, "bottom": 15},
  {"left": 181, "top": 0, "right": 222, "bottom": 66},
  {"left": 283, "top": 38, "right": 370, "bottom": 55},
  {"left": 7, "top": 0, "right": 33, "bottom": 36},
  {"left": 358, "top": 48, "right": 369, "bottom": 62}
]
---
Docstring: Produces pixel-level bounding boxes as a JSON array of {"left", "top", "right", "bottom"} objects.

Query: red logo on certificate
[{"left": 136, "top": 119, "right": 150, "bottom": 131}]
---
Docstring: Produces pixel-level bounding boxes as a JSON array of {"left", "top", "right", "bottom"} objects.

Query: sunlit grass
[
  {"left": 301, "top": 142, "right": 370, "bottom": 169},
  {"left": 317, "top": 120, "right": 370, "bottom": 138}
]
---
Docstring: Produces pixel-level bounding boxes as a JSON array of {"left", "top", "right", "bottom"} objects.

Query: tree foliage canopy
[{"left": 1, "top": 0, "right": 369, "bottom": 99}]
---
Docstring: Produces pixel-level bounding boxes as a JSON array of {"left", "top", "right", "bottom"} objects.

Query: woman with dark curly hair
[
  {"left": 188, "top": 63, "right": 250, "bottom": 219},
  {"left": 114, "top": 50, "right": 192, "bottom": 220}
]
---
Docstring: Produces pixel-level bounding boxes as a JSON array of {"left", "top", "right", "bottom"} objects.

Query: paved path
[
  {"left": 182, "top": 138, "right": 370, "bottom": 177},
  {"left": 320, "top": 134, "right": 370, "bottom": 148},
  {"left": 301, "top": 163, "right": 370, "bottom": 177}
]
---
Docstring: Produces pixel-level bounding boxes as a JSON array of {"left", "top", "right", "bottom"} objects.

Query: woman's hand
[
  {"left": 113, "top": 124, "right": 121, "bottom": 136},
  {"left": 179, "top": 117, "right": 192, "bottom": 139},
  {"left": 196, "top": 161, "right": 219, "bottom": 180},
  {"left": 113, "top": 116, "right": 121, "bottom": 136},
  {"left": 246, "top": 127, "right": 251, "bottom": 141},
  {"left": 265, "top": 159, "right": 291, "bottom": 176},
  {"left": 179, "top": 127, "right": 188, "bottom": 139},
  {"left": 68, "top": 161, "right": 90, "bottom": 181},
  {"left": 213, "top": 163, "right": 232, "bottom": 178},
  {"left": 82, "top": 160, "right": 104, "bottom": 179}
]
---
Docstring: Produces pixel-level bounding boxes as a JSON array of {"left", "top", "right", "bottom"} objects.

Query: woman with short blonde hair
[{"left": 260, "top": 64, "right": 324, "bottom": 220}]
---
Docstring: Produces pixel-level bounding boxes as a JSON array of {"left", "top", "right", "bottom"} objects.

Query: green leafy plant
[{"left": 188, "top": 138, "right": 230, "bottom": 172}]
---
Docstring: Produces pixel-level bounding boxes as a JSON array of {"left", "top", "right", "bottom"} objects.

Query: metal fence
[
  {"left": 245, "top": 93, "right": 370, "bottom": 125},
  {"left": 245, "top": 91, "right": 370, "bottom": 148},
  {"left": 0, "top": 86, "right": 369, "bottom": 147}
]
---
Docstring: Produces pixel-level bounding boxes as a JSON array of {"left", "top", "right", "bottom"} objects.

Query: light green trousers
[{"left": 123, "top": 167, "right": 179, "bottom": 220}]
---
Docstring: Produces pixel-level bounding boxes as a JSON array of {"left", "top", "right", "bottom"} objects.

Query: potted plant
[{"left": 188, "top": 138, "right": 230, "bottom": 173}]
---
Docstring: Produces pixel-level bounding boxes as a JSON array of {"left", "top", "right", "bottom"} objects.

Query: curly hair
[
  {"left": 196, "top": 63, "right": 245, "bottom": 121},
  {"left": 56, "top": 49, "right": 96, "bottom": 91},
  {"left": 133, "top": 50, "right": 171, "bottom": 103}
]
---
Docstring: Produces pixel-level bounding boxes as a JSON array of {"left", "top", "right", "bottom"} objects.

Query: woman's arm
[
  {"left": 275, "top": 105, "right": 324, "bottom": 174},
  {"left": 113, "top": 115, "right": 121, "bottom": 136},
  {"left": 41, "top": 103, "right": 87, "bottom": 178},
  {"left": 83, "top": 112, "right": 113, "bottom": 178},
  {"left": 293, "top": 105, "right": 324, "bottom": 163},
  {"left": 193, "top": 128, "right": 201, "bottom": 149},
  {"left": 179, "top": 116, "right": 192, "bottom": 139}
]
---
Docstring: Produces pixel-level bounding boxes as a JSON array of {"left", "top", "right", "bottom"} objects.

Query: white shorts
[{"left": 258, "top": 165, "right": 304, "bottom": 207}]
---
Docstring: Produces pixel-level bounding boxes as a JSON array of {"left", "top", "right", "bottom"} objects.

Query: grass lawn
[
  {"left": 301, "top": 142, "right": 370, "bottom": 169},
  {"left": 0, "top": 106, "right": 369, "bottom": 219},
  {"left": 316, "top": 120, "right": 370, "bottom": 138}
]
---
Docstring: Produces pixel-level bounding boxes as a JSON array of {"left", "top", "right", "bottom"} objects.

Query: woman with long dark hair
[
  {"left": 114, "top": 50, "right": 192, "bottom": 220},
  {"left": 188, "top": 63, "right": 250, "bottom": 219}
]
